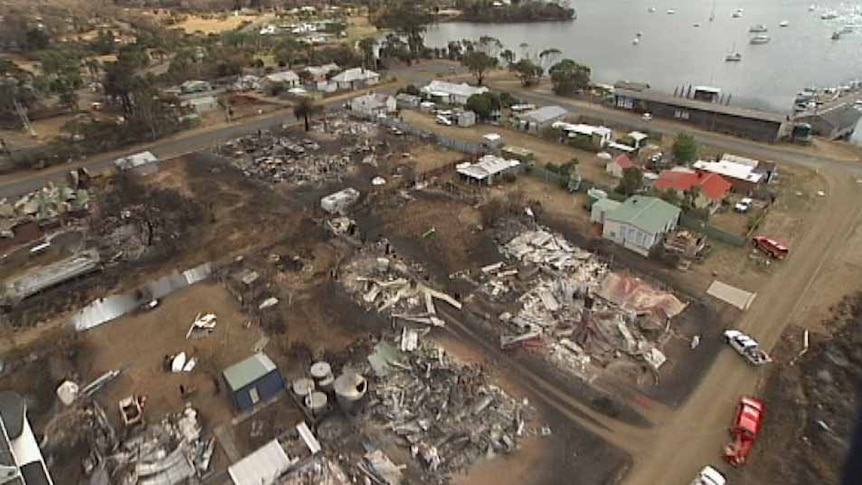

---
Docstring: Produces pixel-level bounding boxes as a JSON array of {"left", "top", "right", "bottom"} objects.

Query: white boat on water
[
  {"left": 779, "top": 20, "right": 790, "bottom": 27},
  {"left": 725, "top": 52, "right": 742, "bottom": 62},
  {"left": 750, "top": 34, "right": 771, "bottom": 44},
  {"left": 667, "top": 9, "right": 676, "bottom": 15},
  {"left": 632, "top": 38, "right": 640, "bottom": 45},
  {"left": 749, "top": 24, "right": 768, "bottom": 33},
  {"left": 648, "top": 7, "right": 656, "bottom": 13},
  {"left": 732, "top": 11, "right": 743, "bottom": 18},
  {"left": 821, "top": 12, "right": 838, "bottom": 20},
  {"left": 809, "top": 5, "right": 816, "bottom": 12},
  {"left": 831, "top": 30, "right": 841, "bottom": 40}
]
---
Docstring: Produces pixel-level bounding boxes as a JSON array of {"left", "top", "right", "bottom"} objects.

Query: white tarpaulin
[{"left": 706, "top": 280, "right": 757, "bottom": 311}]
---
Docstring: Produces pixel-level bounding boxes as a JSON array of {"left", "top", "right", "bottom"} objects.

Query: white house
[
  {"left": 602, "top": 196, "right": 681, "bottom": 257},
  {"left": 304, "top": 63, "right": 340, "bottom": 92},
  {"left": 456, "top": 155, "right": 521, "bottom": 185},
  {"left": 331, "top": 68, "right": 379, "bottom": 90},
  {"left": 349, "top": 93, "right": 397, "bottom": 117},
  {"left": 421, "top": 80, "right": 489, "bottom": 105},
  {"left": 263, "top": 70, "right": 299, "bottom": 89},
  {"left": 551, "top": 121, "right": 613, "bottom": 147}
]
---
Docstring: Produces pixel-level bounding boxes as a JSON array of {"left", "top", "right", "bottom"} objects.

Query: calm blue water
[{"left": 425, "top": 0, "right": 862, "bottom": 113}]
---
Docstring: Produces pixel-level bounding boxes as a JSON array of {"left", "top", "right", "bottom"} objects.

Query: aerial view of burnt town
[{"left": 1, "top": 0, "right": 862, "bottom": 484}]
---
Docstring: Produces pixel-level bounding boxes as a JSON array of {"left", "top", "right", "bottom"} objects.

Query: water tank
[
  {"left": 333, "top": 372, "right": 367, "bottom": 412},
  {"left": 310, "top": 361, "right": 333, "bottom": 382},
  {"left": 292, "top": 378, "right": 315, "bottom": 398},
  {"left": 304, "top": 391, "right": 328, "bottom": 416}
]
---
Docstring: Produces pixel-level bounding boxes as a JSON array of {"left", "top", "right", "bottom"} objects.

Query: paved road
[{"left": 489, "top": 81, "right": 862, "bottom": 174}]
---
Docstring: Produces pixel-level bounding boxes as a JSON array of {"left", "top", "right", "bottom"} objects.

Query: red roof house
[
  {"left": 606, "top": 154, "right": 636, "bottom": 178},
  {"left": 654, "top": 168, "right": 732, "bottom": 209}
]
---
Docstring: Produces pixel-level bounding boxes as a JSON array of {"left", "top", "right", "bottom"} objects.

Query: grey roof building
[
  {"left": 796, "top": 103, "right": 862, "bottom": 140},
  {"left": 516, "top": 105, "right": 568, "bottom": 131}
]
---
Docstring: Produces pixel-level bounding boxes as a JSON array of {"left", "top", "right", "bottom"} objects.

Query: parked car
[
  {"left": 752, "top": 236, "right": 789, "bottom": 259},
  {"left": 435, "top": 114, "right": 453, "bottom": 126},
  {"left": 690, "top": 466, "right": 726, "bottom": 485},
  {"left": 735, "top": 197, "right": 753, "bottom": 213},
  {"left": 641, "top": 112, "right": 653, "bottom": 121}
]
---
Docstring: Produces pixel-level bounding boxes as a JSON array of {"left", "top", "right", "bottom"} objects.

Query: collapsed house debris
[
  {"left": 215, "top": 118, "right": 383, "bottom": 185},
  {"left": 482, "top": 227, "right": 688, "bottom": 379},
  {"left": 47, "top": 402, "right": 214, "bottom": 485},
  {"left": 0, "top": 182, "right": 90, "bottom": 238},
  {"left": 341, "top": 251, "right": 461, "bottom": 327},
  {"left": 364, "top": 337, "right": 533, "bottom": 484}
]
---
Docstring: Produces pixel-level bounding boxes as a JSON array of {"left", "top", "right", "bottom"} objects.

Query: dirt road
[{"left": 624, "top": 167, "right": 862, "bottom": 484}]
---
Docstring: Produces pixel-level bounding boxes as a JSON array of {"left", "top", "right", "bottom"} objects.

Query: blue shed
[{"left": 222, "top": 353, "right": 285, "bottom": 411}]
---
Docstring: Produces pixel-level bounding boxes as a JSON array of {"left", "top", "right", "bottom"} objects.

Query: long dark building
[{"left": 613, "top": 86, "right": 789, "bottom": 142}]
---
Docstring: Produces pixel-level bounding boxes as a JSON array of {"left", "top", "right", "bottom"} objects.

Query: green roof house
[{"left": 602, "top": 195, "right": 681, "bottom": 256}]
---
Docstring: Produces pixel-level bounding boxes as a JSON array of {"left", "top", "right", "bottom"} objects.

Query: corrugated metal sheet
[
  {"left": 228, "top": 439, "right": 293, "bottom": 485},
  {"left": 71, "top": 262, "right": 213, "bottom": 332},
  {"left": 71, "top": 294, "right": 139, "bottom": 331}
]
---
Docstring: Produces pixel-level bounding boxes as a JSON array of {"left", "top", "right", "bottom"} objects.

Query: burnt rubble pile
[
  {"left": 368, "top": 341, "right": 531, "bottom": 484},
  {"left": 215, "top": 120, "right": 382, "bottom": 185},
  {"left": 54, "top": 402, "right": 215, "bottom": 485},
  {"left": 341, "top": 248, "right": 461, "bottom": 327},
  {"left": 477, "top": 226, "right": 687, "bottom": 381}
]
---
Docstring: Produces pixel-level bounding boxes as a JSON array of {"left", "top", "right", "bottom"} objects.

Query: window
[
  {"left": 249, "top": 387, "right": 260, "bottom": 404},
  {"left": 674, "top": 109, "right": 690, "bottom": 120}
]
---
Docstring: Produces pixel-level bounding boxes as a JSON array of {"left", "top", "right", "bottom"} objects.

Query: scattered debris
[
  {"left": 365, "top": 338, "right": 533, "bottom": 484},
  {"left": 341, "top": 252, "right": 460, "bottom": 324},
  {"left": 186, "top": 312, "right": 217, "bottom": 339},
  {"left": 321, "top": 188, "right": 360, "bottom": 215},
  {"left": 482, "top": 225, "right": 687, "bottom": 380},
  {"left": 216, "top": 118, "right": 383, "bottom": 185}
]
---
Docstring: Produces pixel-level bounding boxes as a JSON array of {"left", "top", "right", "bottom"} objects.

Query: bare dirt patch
[{"left": 77, "top": 282, "right": 262, "bottom": 427}]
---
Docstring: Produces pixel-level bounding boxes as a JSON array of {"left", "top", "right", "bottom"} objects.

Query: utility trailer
[
  {"left": 723, "top": 330, "right": 772, "bottom": 365},
  {"left": 724, "top": 396, "right": 765, "bottom": 466}
]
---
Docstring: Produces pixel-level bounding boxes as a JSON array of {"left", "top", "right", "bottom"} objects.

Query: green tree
[
  {"left": 398, "top": 84, "right": 421, "bottom": 96},
  {"left": 617, "top": 166, "right": 644, "bottom": 196},
  {"left": 25, "top": 28, "right": 50, "bottom": 51},
  {"left": 92, "top": 30, "right": 116, "bottom": 55},
  {"left": 447, "top": 40, "right": 463, "bottom": 60},
  {"left": 293, "top": 97, "right": 322, "bottom": 131},
  {"left": 379, "top": 34, "right": 410, "bottom": 63},
  {"left": 358, "top": 37, "right": 377, "bottom": 69},
  {"left": 465, "top": 92, "right": 501, "bottom": 121},
  {"left": 672, "top": 133, "right": 698, "bottom": 163},
  {"left": 373, "top": 1, "right": 433, "bottom": 60},
  {"left": 500, "top": 49, "right": 516, "bottom": 67},
  {"left": 461, "top": 51, "right": 497, "bottom": 86},
  {"left": 548, "top": 58, "right": 591, "bottom": 96},
  {"left": 538, "top": 48, "right": 562, "bottom": 72},
  {"left": 511, "top": 58, "right": 543, "bottom": 87},
  {"left": 103, "top": 60, "right": 137, "bottom": 114}
]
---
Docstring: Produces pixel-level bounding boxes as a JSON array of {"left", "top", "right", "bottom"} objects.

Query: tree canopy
[
  {"left": 511, "top": 59, "right": 543, "bottom": 87},
  {"left": 461, "top": 51, "right": 497, "bottom": 86},
  {"left": 617, "top": 166, "right": 644, "bottom": 196},
  {"left": 465, "top": 92, "right": 502, "bottom": 121},
  {"left": 548, "top": 59, "right": 591, "bottom": 95},
  {"left": 672, "top": 133, "right": 699, "bottom": 163}
]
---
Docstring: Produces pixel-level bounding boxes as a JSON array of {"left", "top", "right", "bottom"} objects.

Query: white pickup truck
[
  {"left": 691, "top": 466, "right": 726, "bottom": 485},
  {"left": 724, "top": 330, "right": 772, "bottom": 365}
]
